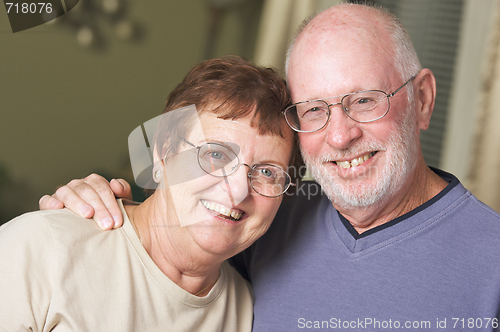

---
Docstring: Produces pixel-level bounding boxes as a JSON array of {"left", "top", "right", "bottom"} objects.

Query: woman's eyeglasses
[{"left": 180, "top": 138, "right": 295, "bottom": 197}]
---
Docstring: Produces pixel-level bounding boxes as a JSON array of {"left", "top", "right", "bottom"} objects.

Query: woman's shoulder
[
  {"left": 0, "top": 209, "right": 126, "bottom": 281},
  {"left": 0, "top": 209, "right": 106, "bottom": 246},
  {"left": 0, "top": 210, "right": 92, "bottom": 284}
]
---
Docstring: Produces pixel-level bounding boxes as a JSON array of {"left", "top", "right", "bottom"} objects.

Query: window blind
[{"left": 361, "top": 0, "right": 464, "bottom": 167}]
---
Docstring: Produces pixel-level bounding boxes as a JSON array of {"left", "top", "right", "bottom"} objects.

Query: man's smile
[{"left": 335, "top": 152, "right": 377, "bottom": 169}]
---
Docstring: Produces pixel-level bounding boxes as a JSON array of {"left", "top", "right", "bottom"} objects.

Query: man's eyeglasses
[
  {"left": 180, "top": 138, "right": 295, "bottom": 198},
  {"left": 283, "top": 75, "right": 416, "bottom": 133}
]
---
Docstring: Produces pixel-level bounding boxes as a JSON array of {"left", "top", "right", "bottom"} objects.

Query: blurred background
[{"left": 1, "top": 0, "right": 500, "bottom": 224}]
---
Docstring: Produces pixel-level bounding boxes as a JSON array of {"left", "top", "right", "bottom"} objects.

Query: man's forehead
[
  {"left": 302, "top": 5, "right": 380, "bottom": 35},
  {"left": 297, "top": 17, "right": 385, "bottom": 53},
  {"left": 287, "top": 16, "right": 396, "bottom": 97},
  {"left": 288, "top": 42, "right": 393, "bottom": 99}
]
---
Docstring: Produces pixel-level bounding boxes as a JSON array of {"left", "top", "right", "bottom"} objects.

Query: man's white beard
[{"left": 302, "top": 102, "right": 419, "bottom": 210}]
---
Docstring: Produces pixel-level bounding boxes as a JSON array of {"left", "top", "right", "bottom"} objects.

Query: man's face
[{"left": 287, "top": 25, "right": 420, "bottom": 210}]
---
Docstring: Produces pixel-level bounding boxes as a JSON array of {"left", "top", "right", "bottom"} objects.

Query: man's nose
[
  {"left": 324, "top": 104, "right": 362, "bottom": 150},
  {"left": 219, "top": 165, "right": 251, "bottom": 206}
]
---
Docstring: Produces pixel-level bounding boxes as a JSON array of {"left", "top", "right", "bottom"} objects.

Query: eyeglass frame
[
  {"left": 179, "top": 137, "right": 295, "bottom": 198},
  {"left": 282, "top": 75, "right": 417, "bottom": 133}
]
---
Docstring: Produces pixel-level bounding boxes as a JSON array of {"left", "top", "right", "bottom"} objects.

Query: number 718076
[{"left": 5, "top": 3, "right": 53, "bottom": 14}]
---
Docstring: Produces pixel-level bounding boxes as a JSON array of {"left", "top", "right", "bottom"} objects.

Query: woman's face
[{"left": 157, "top": 110, "right": 293, "bottom": 260}]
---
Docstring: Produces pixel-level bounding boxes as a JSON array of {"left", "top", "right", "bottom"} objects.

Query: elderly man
[{"left": 41, "top": 3, "right": 500, "bottom": 331}]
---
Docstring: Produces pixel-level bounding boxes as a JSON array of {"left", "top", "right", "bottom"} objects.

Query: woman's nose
[{"left": 219, "top": 165, "right": 251, "bottom": 206}]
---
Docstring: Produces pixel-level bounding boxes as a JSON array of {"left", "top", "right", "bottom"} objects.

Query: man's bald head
[{"left": 286, "top": 3, "right": 421, "bottom": 84}]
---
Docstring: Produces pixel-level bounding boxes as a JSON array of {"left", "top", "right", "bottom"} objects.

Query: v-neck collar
[{"left": 326, "top": 168, "right": 465, "bottom": 256}]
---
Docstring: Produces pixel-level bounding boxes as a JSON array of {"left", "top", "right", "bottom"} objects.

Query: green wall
[{"left": 0, "top": 0, "right": 261, "bottom": 222}]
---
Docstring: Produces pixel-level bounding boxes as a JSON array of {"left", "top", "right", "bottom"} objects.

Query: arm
[
  {"left": 0, "top": 214, "right": 55, "bottom": 330},
  {"left": 38, "top": 174, "right": 133, "bottom": 230}
]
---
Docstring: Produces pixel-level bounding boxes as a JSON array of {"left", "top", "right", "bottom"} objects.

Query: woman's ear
[
  {"left": 151, "top": 141, "right": 167, "bottom": 184},
  {"left": 413, "top": 68, "right": 437, "bottom": 131},
  {"left": 152, "top": 161, "right": 164, "bottom": 183}
]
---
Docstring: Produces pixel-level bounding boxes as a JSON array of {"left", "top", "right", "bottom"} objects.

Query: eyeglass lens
[
  {"left": 198, "top": 143, "right": 239, "bottom": 176},
  {"left": 197, "top": 143, "right": 290, "bottom": 197},
  {"left": 250, "top": 165, "right": 290, "bottom": 197}
]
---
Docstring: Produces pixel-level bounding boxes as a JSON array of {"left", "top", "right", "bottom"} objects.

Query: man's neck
[{"left": 337, "top": 161, "right": 449, "bottom": 234}]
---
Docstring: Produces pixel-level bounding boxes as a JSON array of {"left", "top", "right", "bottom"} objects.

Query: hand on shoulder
[{"left": 38, "top": 174, "right": 133, "bottom": 230}]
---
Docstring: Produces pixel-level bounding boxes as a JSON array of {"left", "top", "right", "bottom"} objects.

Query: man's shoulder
[
  {"left": 266, "top": 180, "right": 330, "bottom": 238},
  {"left": 430, "top": 168, "right": 500, "bottom": 223},
  {"left": 432, "top": 178, "right": 500, "bottom": 248},
  {"left": 459, "top": 190, "right": 500, "bottom": 225},
  {"left": 278, "top": 181, "right": 326, "bottom": 214},
  {"left": 229, "top": 181, "right": 331, "bottom": 279}
]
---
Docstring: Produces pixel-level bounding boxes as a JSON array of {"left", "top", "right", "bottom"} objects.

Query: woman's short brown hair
[{"left": 151, "top": 56, "right": 303, "bottom": 188}]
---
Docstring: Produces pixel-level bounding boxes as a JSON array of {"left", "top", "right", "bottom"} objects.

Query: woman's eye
[
  {"left": 260, "top": 168, "right": 274, "bottom": 178},
  {"left": 201, "top": 150, "right": 230, "bottom": 165},
  {"left": 209, "top": 151, "right": 223, "bottom": 160}
]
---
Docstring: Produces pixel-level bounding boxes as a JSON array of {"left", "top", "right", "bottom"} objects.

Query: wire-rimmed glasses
[
  {"left": 180, "top": 138, "right": 294, "bottom": 197},
  {"left": 283, "top": 75, "right": 416, "bottom": 133}
]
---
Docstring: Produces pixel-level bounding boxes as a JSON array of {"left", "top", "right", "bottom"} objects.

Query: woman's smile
[{"left": 201, "top": 199, "right": 244, "bottom": 221}]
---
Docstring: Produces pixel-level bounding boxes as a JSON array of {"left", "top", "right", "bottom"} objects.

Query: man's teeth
[
  {"left": 336, "top": 152, "right": 373, "bottom": 169},
  {"left": 201, "top": 200, "right": 242, "bottom": 220}
]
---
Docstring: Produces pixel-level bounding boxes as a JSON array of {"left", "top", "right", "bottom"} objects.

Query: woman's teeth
[
  {"left": 336, "top": 152, "right": 374, "bottom": 169},
  {"left": 201, "top": 200, "right": 243, "bottom": 220}
]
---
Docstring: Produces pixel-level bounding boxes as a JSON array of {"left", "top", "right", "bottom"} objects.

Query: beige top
[{"left": 0, "top": 200, "right": 253, "bottom": 332}]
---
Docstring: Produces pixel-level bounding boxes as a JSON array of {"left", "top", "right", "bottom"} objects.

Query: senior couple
[{"left": 3, "top": 3, "right": 500, "bottom": 331}]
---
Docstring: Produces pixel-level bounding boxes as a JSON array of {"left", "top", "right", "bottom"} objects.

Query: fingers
[
  {"left": 110, "top": 179, "right": 133, "bottom": 201},
  {"left": 73, "top": 174, "right": 125, "bottom": 230},
  {"left": 52, "top": 174, "right": 122, "bottom": 230},
  {"left": 53, "top": 182, "right": 97, "bottom": 219},
  {"left": 39, "top": 195, "right": 65, "bottom": 210},
  {"left": 38, "top": 174, "right": 131, "bottom": 230}
]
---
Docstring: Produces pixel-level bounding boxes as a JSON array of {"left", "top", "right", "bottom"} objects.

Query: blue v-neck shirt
[{"left": 230, "top": 169, "right": 500, "bottom": 331}]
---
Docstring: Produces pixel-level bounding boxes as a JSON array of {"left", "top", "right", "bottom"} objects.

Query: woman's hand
[{"left": 39, "top": 174, "right": 133, "bottom": 230}]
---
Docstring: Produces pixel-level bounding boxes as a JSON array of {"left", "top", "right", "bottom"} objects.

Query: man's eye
[
  {"left": 348, "top": 96, "right": 378, "bottom": 112},
  {"left": 301, "top": 106, "right": 327, "bottom": 118},
  {"left": 353, "top": 97, "right": 375, "bottom": 105}
]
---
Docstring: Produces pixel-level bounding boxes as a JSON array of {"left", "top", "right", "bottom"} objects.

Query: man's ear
[{"left": 413, "top": 68, "right": 437, "bottom": 131}]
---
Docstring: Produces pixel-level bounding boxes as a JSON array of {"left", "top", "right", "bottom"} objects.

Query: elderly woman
[{"left": 0, "top": 56, "right": 299, "bottom": 331}]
